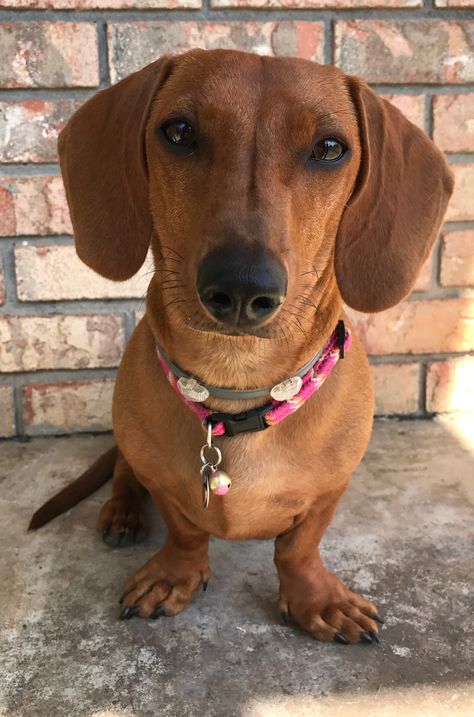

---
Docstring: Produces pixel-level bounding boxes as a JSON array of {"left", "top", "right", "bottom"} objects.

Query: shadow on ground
[{"left": 0, "top": 418, "right": 473, "bottom": 717}]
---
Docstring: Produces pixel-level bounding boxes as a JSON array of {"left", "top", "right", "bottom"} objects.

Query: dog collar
[
  {"left": 157, "top": 341, "right": 324, "bottom": 402},
  {"left": 157, "top": 320, "right": 351, "bottom": 438}
]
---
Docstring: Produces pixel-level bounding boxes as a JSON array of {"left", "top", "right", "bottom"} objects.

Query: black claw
[
  {"left": 369, "top": 631, "right": 380, "bottom": 644},
  {"left": 151, "top": 607, "right": 166, "bottom": 620},
  {"left": 119, "top": 606, "right": 137, "bottom": 620},
  {"left": 118, "top": 592, "right": 126, "bottom": 605},
  {"left": 373, "top": 613, "right": 385, "bottom": 625},
  {"left": 334, "top": 633, "right": 349, "bottom": 645},
  {"left": 203, "top": 580, "right": 208, "bottom": 592},
  {"left": 281, "top": 611, "right": 289, "bottom": 625},
  {"left": 360, "top": 631, "right": 374, "bottom": 644},
  {"left": 117, "top": 530, "right": 126, "bottom": 546}
]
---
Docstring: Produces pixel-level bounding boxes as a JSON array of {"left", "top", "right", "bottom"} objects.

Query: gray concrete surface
[{"left": 1, "top": 417, "right": 473, "bottom": 717}]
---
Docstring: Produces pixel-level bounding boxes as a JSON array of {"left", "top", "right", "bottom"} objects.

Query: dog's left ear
[{"left": 335, "top": 78, "right": 454, "bottom": 313}]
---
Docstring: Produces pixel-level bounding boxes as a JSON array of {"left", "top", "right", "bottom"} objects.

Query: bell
[
  {"left": 209, "top": 469, "right": 231, "bottom": 496},
  {"left": 177, "top": 377, "right": 210, "bottom": 402},
  {"left": 270, "top": 376, "right": 303, "bottom": 401}
]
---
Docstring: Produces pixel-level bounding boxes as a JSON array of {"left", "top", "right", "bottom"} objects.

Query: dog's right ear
[{"left": 58, "top": 56, "right": 174, "bottom": 280}]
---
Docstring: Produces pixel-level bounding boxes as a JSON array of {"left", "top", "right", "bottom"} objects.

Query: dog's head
[{"left": 59, "top": 50, "right": 453, "bottom": 345}]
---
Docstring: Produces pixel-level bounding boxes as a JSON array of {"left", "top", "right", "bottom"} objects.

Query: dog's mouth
[{"left": 183, "top": 314, "right": 286, "bottom": 340}]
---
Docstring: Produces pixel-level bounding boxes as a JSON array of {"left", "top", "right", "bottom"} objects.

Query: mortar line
[
  {"left": 369, "top": 351, "right": 474, "bottom": 365},
  {"left": 424, "top": 93, "right": 433, "bottom": 139},
  {"left": 97, "top": 20, "right": 111, "bottom": 88},
  {"left": 434, "top": 231, "right": 444, "bottom": 288},
  {"left": 0, "top": 368, "right": 118, "bottom": 385},
  {"left": 323, "top": 18, "right": 334, "bottom": 66},
  {"left": 0, "top": 299, "right": 144, "bottom": 316},
  {"left": 12, "top": 382, "right": 26, "bottom": 439},
  {"left": 419, "top": 362, "right": 428, "bottom": 414},
  {"left": 1, "top": 7, "right": 474, "bottom": 20},
  {"left": 1, "top": 240, "right": 19, "bottom": 307}
]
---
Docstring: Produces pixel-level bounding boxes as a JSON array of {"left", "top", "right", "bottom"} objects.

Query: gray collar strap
[{"left": 156, "top": 341, "right": 323, "bottom": 402}]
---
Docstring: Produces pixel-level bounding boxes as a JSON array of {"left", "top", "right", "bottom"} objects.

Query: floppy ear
[
  {"left": 335, "top": 78, "right": 454, "bottom": 313},
  {"left": 58, "top": 56, "right": 174, "bottom": 280}
]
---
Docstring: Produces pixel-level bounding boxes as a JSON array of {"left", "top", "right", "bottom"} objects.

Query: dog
[{"left": 30, "top": 49, "right": 453, "bottom": 645}]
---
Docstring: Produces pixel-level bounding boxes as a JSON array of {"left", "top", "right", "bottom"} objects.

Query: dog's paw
[
  {"left": 119, "top": 549, "right": 210, "bottom": 619},
  {"left": 97, "top": 496, "right": 147, "bottom": 548},
  {"left": 279, "top": 570, "right": 383, "bottom": 645}
]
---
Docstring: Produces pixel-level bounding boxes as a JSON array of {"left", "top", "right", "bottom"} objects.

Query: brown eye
[
  {"left": 160, "top": 120, "right": 197, "bottom": 153},
  {"left": 311, "top": 139, "right": 346, "bottom": 163}
]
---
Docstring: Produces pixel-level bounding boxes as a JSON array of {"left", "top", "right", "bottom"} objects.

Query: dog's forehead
[{"left": 161, "top": 50, "right": 351, "bottom": 117}]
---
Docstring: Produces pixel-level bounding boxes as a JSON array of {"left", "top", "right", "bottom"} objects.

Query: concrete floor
[{"left": 0, "top": 418, "right": 473, "bottom": 717}]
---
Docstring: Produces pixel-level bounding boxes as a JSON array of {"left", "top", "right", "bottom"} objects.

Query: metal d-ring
[
  {"left": 200, "top": 443, "right": 222, "bottom": 467},
  {"left": 199, "top": 422, "right": 222, "bottom": 467}
]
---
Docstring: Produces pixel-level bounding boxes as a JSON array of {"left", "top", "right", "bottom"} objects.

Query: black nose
[{"left": 197, "top": 245, "right": 287, "bottom": 328}]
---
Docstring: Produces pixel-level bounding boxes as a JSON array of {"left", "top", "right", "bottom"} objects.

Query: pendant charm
[
  {"left": 199, "top": 423, "right": 231, "bottom": 507},
  {"left": 270, "top": 376, "right": 303, "bottom": 401},
  {"left": 200, "top": 464, "right": 211, "bottom": 509},
  {"left": 178, "top": 377, "right": 210, "bottom": 402},
  {"left": 209, "top": 468, "right": 232, "bottom": 496}
]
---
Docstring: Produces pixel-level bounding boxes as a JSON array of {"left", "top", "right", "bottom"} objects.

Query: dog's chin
[{"left": 183, "top": 315, "right": 282, "bottom": 340}]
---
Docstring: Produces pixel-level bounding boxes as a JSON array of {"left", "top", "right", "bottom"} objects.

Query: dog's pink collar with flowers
[{"left": 157, "top": 320, "right": 351, "bottom": 438}]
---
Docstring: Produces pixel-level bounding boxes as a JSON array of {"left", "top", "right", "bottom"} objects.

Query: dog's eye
[
  {"left": 160, "top": 120, "right": 197, "bottom": 152},
  {"left": 310, "top": 139, "right": 346, "bottom": 163}
]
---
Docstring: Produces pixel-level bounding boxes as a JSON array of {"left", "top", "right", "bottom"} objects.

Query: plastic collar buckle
[{"left": 206, "top": 404, "right": 272, "bottom": 437}]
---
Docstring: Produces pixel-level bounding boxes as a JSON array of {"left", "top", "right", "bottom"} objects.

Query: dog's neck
[{"left": 146, "top": 285, "right": 342, "bottom": 414}]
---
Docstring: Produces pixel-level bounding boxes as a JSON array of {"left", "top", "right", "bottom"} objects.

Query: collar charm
[
  {"left": 270, "top": 376, "right": 303, "bottom": 401},
  {"left": 200, "top": 423, "right": 232, "bottom": 507},
  {"left": 178, "top": 377, "right": 210, "bottom": 402}
]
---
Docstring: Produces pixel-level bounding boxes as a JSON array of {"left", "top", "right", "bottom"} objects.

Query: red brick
[
  {"left": 108, "top": 22, "right": 324, "bottom": 82},
  {"left": 0, "top": 315, "right": 125, "bottom": 372},
  {"left": 212, "top": 0, "right": 419, "bottom": 5},
  {"left": 0, "top": 385, "right": 15, "bottom": 437},
  {"left": 23, "top": 380, "right": 114, "bottom": 435},
  {"left": 335, "top": 21, "right": 474, "bottom": 84},
  {"left": 446, "top": 165, "right": 474, "bottom": 222},
  {"left": 433, "top": 94, "right": 474, "bottom": 153},
  {"left": 440, "top": 231, "right": 474, "bottom": 287},
  {"left": 0, "top": 176, "right": 71, "bottom": 236},
  {"left": 15, "top": 244, "right": 151, "bottom": 301},
  {"left": 381, "top": 94, "right": 424, "bottom": 131},
  {"left": 0, "top": 23, "right": 99, "bottom": 88},
  {"left": 347, "top": 298, "right": 474, "bottom": 355},
  {"left": 426, "top": 357, "right": 474, "bottom": 412},
  {"left": 0, "top": 100, "right": 79, "bottom": 163},
  {"left": 372, "top": 363, "right": 420, "bottom": 415},
  {"left": 1, "top": 0, "right": 198, "bottom": 6},
  {"left": 413, "top": 254, "right": 434, "bottom": 292}
]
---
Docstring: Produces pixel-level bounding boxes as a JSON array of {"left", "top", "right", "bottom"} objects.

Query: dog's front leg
[
  {"left": 120, "top": 498, "right": 210, "bottom": 620},
  {"left": 274, "top": 490, "right": 382, "bottom": 644}
]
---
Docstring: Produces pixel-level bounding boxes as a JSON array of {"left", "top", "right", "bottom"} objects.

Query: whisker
[
  {"left": 160, "top": 244, "right": 185, "bottom": 261},
  {"left": 159, "top": 284, "right": 187, "bottom": 292},
  {"left": 163, "top": 297, "right": 186, "bottom": 309}
]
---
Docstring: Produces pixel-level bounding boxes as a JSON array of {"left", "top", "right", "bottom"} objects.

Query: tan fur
[{"left": 32, "top": 49, "right": 453, "bottom": 643}]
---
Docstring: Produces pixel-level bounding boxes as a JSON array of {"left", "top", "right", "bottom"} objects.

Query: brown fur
[{"left": 30, "top": 50, "right": 453, "bottom": 644}]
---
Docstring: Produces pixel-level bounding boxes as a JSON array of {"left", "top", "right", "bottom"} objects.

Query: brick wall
[{"left": 0, "top": 3, "right": 473, "bottom": 437}]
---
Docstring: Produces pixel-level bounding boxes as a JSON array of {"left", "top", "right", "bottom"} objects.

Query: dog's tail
[{"left": 28, "top": 445, "right": 118, "bottom": 530}]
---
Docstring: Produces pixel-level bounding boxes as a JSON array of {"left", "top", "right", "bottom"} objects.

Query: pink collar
[{"left": 158, "top": 321, "right": 351, "bottom": 437}]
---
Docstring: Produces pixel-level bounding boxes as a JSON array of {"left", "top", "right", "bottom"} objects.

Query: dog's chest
[{"left": 160, "top": 433, "right": 320, "bottom": 541}]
